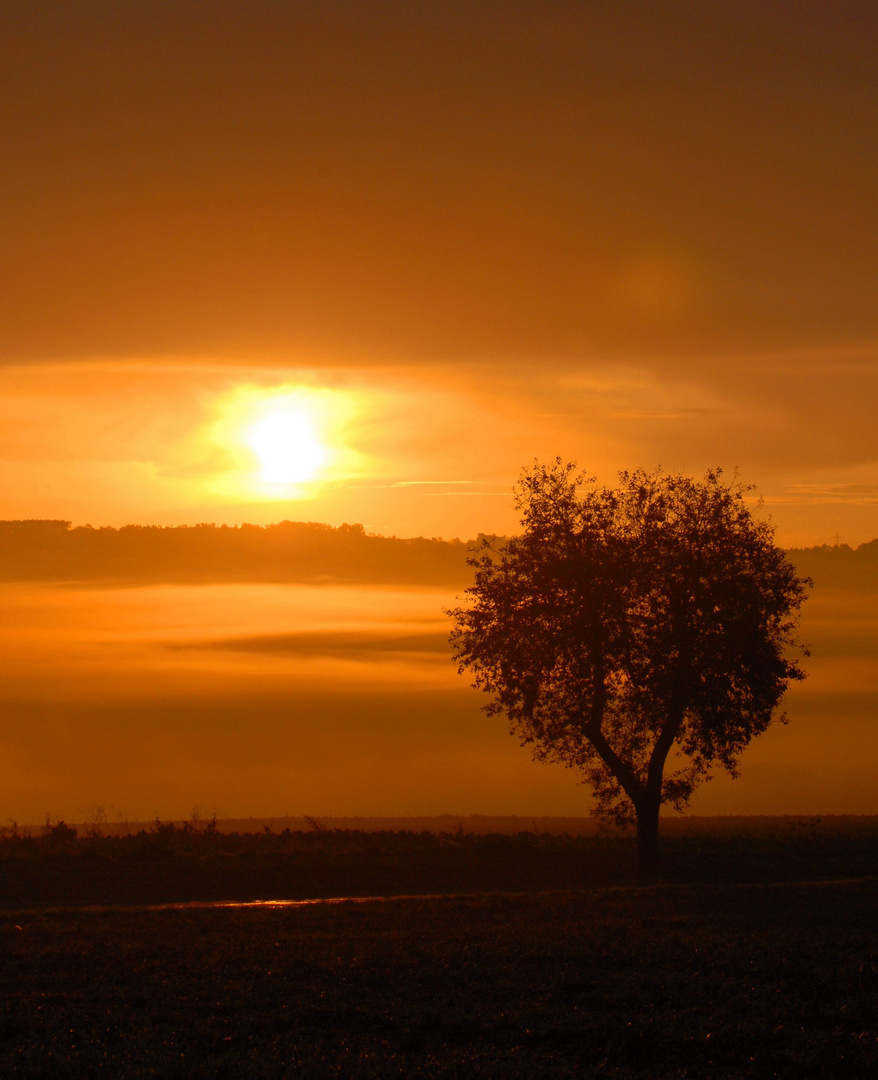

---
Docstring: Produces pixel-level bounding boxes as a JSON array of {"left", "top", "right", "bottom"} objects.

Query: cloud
[
  {"left": 776, "top": 483, "right": 878, "bottom": 506},
  {"left": 166, "top": 630, "right": 452, "bottom": 661},
  {"left": 1, "top": 349, "right": 877, "bottom": 544}
]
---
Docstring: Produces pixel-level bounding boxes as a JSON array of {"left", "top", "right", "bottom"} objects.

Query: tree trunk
[{"left": 635, "top": 796, "right": 661, "bottom": 884}]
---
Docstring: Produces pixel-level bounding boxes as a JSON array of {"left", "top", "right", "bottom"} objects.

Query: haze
[{"left": 1, "top": 2, "right": 876, "bottom": 824}]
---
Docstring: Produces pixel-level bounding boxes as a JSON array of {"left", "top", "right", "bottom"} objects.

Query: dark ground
[
  {"left": 3, "top": 817, "right": 877, "bottom": 908},
  {"left": 2, "top": 881, "right": 877, "bottom": 1078},
  {"left": 1, "top": 822, "right": 876, "bottom": 1077}
]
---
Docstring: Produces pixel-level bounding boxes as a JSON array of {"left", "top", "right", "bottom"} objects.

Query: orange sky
[
  {"left": 1, "top": 2, "right": 876, "bottom": 545},
  {"left": 1, "top": 3, "right": 876, "bottom": 821}
]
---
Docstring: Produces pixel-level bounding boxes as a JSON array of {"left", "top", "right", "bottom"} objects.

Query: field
[
  {"left": 1, "top": 821, "right": 877, "bottom": 1077},
  {"left": 3, "top": 816, "right": 878, "bottom": 907},
  {"left": 2, "top": 882, "right": 877, "bottom": 1078}
]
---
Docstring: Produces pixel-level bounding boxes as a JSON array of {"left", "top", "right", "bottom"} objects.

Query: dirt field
[
  {"left": 2, "top": 879, "right": 876, "bottom": 1078},
  {"left": 1, "top": 821, "right": 877, "bottom": 1077}
]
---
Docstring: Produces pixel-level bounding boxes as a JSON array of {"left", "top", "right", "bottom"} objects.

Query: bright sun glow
[
  {"left": 247, "top": 409, "right": 326, "bottom": 483},
  {"left": 206, "top": 383, "right": 359, "bottom": 500}
]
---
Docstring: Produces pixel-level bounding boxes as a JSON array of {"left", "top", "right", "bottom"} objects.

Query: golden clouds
[{"left": 0, "top": 351, "right": 876, "bottom": 546}]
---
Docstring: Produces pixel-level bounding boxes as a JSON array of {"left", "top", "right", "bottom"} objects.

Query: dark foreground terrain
[
  {"left": 1, "top": 822, "right": 877, "bottom": 1077},
  {"left": 1, "top": 879, "right": 876, "bottom": 1078},
  {"left": 3, "top": 816, "right": 878, "bottom": 908}
]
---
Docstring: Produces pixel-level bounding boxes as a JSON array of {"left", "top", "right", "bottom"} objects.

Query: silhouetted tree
[{"left": 448, "top": 461, "right": 810, "bottom": 881}]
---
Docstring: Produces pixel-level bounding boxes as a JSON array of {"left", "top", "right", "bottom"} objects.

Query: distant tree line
[
  {"left": 784, "top": 539, "right": 878, "bottom": 590},
  {"left": 0, "top": 517, "right": 875, "bottom": 589},
  {"left": 0, "top": 519, "right": 473, "bottom": 586}
]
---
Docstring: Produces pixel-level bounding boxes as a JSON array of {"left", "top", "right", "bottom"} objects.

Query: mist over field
[{"left": 1, "top": 522, "right": 875, "bottom": 825}]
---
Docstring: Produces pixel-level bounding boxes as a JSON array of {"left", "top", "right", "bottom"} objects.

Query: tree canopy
[{"left": 448, "top": 461, "right": 810, "bottom": 878}]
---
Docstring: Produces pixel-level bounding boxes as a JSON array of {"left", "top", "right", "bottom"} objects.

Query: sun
[
  {"left": 246, "top": 408, "right": 326, "bottom": 484},
  {"left": 204, "top": 383, "right": 359, "bottom": 500}
]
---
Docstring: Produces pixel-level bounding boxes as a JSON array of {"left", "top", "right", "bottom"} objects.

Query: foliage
[{"left": 448, "top": 462, "right": 810, "bottom": 834}]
